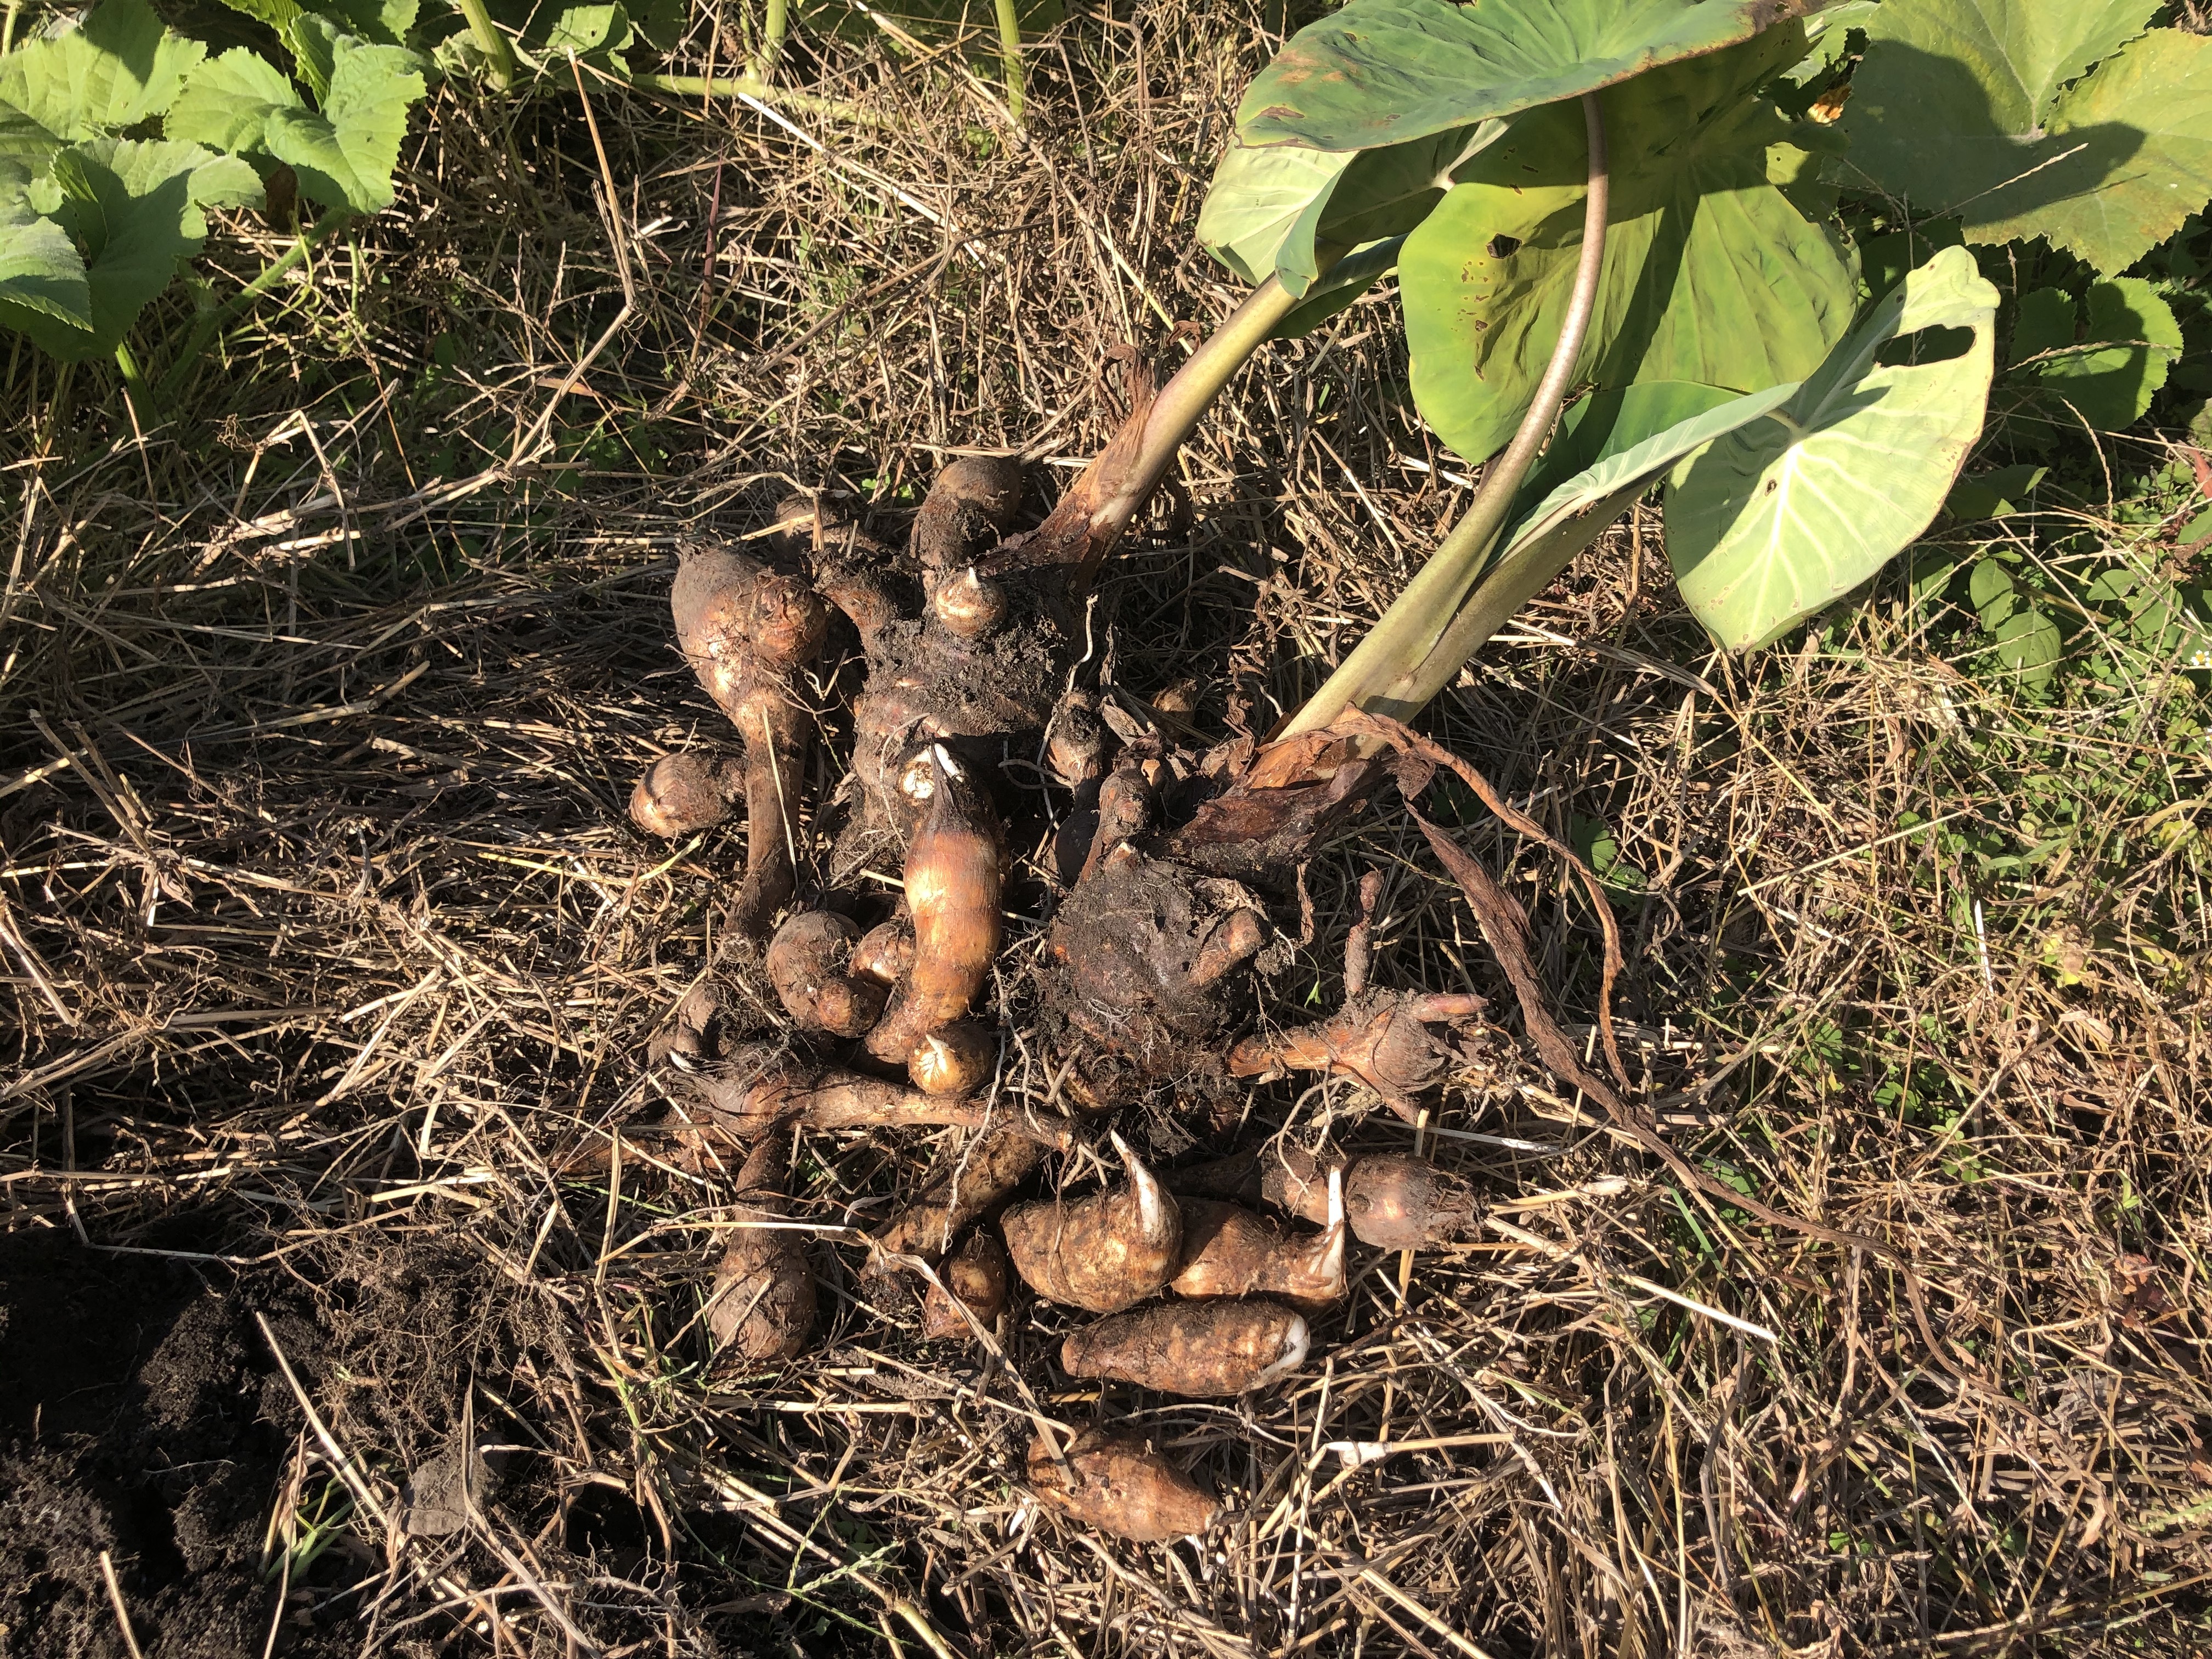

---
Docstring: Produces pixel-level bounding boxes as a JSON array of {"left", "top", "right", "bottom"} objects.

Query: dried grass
[{"left": 3, "top": 4, "right": 2209, "bottom": 1655}]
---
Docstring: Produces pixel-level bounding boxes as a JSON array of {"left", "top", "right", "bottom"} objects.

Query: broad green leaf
[
  {"left": 540, "top": 4, "right": 633, "bottom": 59},
  {"left": 0, "top": 189, "right": 93, "bottom": 330},
  {"left": 267, "top": 18, "right": 426, "bottom": 213},
  {"left": 2007, "top": 286, "right": 2074, "bottom": 366},
  {"left": 1238, "top": 0, "right": 1832, "bottom": 153},
  {"left": 0, "top": 137, "right": 261, "bottom": 359},
  {"left": 1843, "top": 9, "right": 2212, "bottom": 274},
  {"left": 1994, "top": 607, "right": 2061, "bottom": 687},
  {"left": 1269, "top": 234, "right": 1407, "bottom": 339},
  {"left": 2013, "top": 276, "right": 2181, "bottom": 430},
  {"left": 1200, "top": 122, "right": 1501, "bottom": 296},
  {"left": 0, "top": 0, "right": 207, "bottom": 144},
  {"left": 324, "top": 0, "right": 422, "bottom": 47},
  {"left": 168, "top": 48, "right": 304, "bottom": 155},
  {"left": 1513, "top": 380, "right": 1741, "bottom": 518},
  {"left": 1945, "top": 462, "right": 2044, "bottom": 519},
  {"left": 1779, "top": 0, "right": 1878, "bottom": 87},
  {"left": 1400, "top": 30, "right": 1856, "bottom": 464},
  {"left": 210, "top": 0, "right": 307, "bottom": 36},
  {"left": 1969, "top": 557, "right": 2017, "bottom": 627},
  {"left": 1664, "top": 245, "right": 2000, "bottom": 651}
]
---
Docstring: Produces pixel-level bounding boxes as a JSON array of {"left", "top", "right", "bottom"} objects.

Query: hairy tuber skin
[
  {"left": 1059, "top": 1299, "right": 1310, "bottom": 1397},
  {"left": 1229, "top": 991, "right": 1488, "bottom": 1118},
  {"left": 670, "top": 531, "right": 830, "bottom": 936},
  {"left": 920, "top": 1228, "right": 1010, "bottom": 1341},
  {"left": 767, "top": 911, "right": 887, "bottom": 1037},
  {"left": 864, "top": 746, "right": 1005, "bottom": 1067},
  {"left": 871, "top": 1126, "right": 1048, "bottom": 1266},
  {"left": 1169, "top": 1180, "right": 1346, "bottom": 1310},
  {"left": 1026, "top": 1431, "right": 1220, "bottom": 1543},
  {"left": 630, "top": 751, "right": 744, "bottom": 838},
  {"left": 706, "top": 1137, "right": 815, "bottom": 1370},
  {"left": 909, "top": 1020, "right": 995, "bottom": 1097},
  {"left": 1000, "top": 1135, "right": 1181, "bottom": 1315},
  {"left": 1263, "top": 1147, "right": 1477, "bottom": 1253}
]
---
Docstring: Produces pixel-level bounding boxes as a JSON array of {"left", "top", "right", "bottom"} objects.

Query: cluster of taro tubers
[{"left": 627, "top": 402, "right": 1494, "bottom": 1541}]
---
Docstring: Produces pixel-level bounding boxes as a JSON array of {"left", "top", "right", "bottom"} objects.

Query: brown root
[
  {"left": 630, "top": 751, "right": 744, "bottom": 838},
  {"left": 766, "top": 911, "right": 887, "bottom": 1038},
  {"left": 1228, "top": 991, "right": 1488, "bottom": 1118},
  {"left": 909, "top": 1021, "right": 995, "bottom": 1097},
  {"left": 1025, "top": 1430, "right": 1218, "bottom": 1543},
  {"left": 1169, "top": 1180, "right": 1346, "bottom": 1310},
  {"left": 706, "top": 1137, "right": 815, "bottom": 1370},
  {"left": 863, "top": 746, "right": 1005, "bottom": 1065},
  {"left": 1000, "top": 1134, "right": 1181, "bottom": 1315},
  {"left": 870, "top": 1127, "right": 1049, "bottom": 1267},
  {"left": 677, "top": 1054, "right": 1072, "bottom": 1146},
  {"left": 1059, "top": 1299, "right": 1310, "bottom": 1397},
  {"left": 920, "top": 1229, "right": 1010, "bottom": 1341}
]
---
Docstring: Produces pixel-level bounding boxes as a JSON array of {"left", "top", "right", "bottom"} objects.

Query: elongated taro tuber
[
  {"left": 921, "top": 1228, "right": 1010, "bottom": 1340},
  {"left": 1059, "top": 1299, "right": 1310, "bottom": 1396},
  {"left": 630, "top": 751, "right": 745, "bottom": 838},
  {"left": 871, "top": 1126, "right": 1049, "bottom": 1266},
  {"left": 1263, "top": 1147, "right": 1476, "bottom": 1252},
  {"left": 706, "top": 1137, "right": 814, "bottom": 1369},
  {"left": 1229, "top": 991, "right": 1487, "bottom": 1118},
  {"left": 670, "top": 528, "right": 830, "bottom": 936},
  {"left": 1026, "top": 1431, "right": 1220, "bottom": 1543},
  {"left": 864, "top": 746, "right": 1005, "bottom": 1068},
  {"left": 672, "top": 1047, "right": 1072, "bottom": 1145},
  {"left": 1170, "top": 1174, "right": 1346, "bottom": 1309},
  {"left": 767, "top": 910, "right": 887, "bottom": 1037},
  {"left": 1001, "top": 1135, "right": 1181, "bottom": 1314}
]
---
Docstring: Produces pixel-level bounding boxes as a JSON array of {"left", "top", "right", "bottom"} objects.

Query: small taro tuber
[
  {"left": 911, "top": 453, "right": 1026, "bottom": 572},
  {"left": 863, "top": 746, "right": 1006, "bottom": 1069},
  {"left": 1026, "top": 1430, "right": 1220, "bottom": 1543},
  {"left": 1228, "top": 991, "right": 1487, "bottom": 1118},
  {"left": 921, "top": 1229, "right": 1010, "bottom": 1341},
  {"left": 706, "top": 1137, "right": 814, "bottom": 1369},
  {"left": 870, "top": 1126, "right": 1050, "bottom": 1267},
  {"left": 909, "top": 1020, "right": 995, "bottom": 1097},
  {"left": 1169, "top": 1176, "right": 1346, "bottom": 1310},
  {"left": 1001, "top": 1135, "right": 1182, "bottom": 1315},
  {"left": 673, "top": 1048, "right": 1071, "bottom": 1145},
  {"left": 1059, "top": 1299, "right": 1310, "bottom": 1396},
  {"left": 1263, "top": 1147, "right": 1477, "bottom": 1252},
  {"left": 670, "top": 528, "right": 830, "bottom": 936},
  {"left": 766, "top": 910, "right": 887, "bottom": 1037},
  {"left": 850, "top": 916, "right": 914, "bottom": 985},
  {"left": 630, "top": 751, "right": 744, "bottom": 838}
]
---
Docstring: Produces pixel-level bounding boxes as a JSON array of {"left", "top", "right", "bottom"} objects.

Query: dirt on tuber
[
  {"left": 1026, "top": 1430, "right": 1220, "bottom": 1544},
  {"left": 1059, "top": 1299, "right": 1310, "bottom": 1396},
  {"left": 1001, "top": 1135, "right": 1181, "bottom": 1315}
]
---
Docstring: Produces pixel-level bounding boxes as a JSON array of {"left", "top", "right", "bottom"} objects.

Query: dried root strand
[
  {"left": 630, "top": 751, "right": 744, "bottom": 838},
  {"left": 1001, "top": 1134, "right": 1181, "bottom": 1314},
  {"left": 706, "top": 1137, "right": 815, "bottom": 1370},
  {"left": 1059, "top": 1299, "right": 1310, "bottom": 1397},
  {"left": 920, "top": 1229, "right": 1010, "bottom": 1341},
  {"left": 1228, "top": 990, "right": 1487, "bottom": 1118},
  {"left": 1025, "top": 1430, "right": 1219, "bottom": 1543}
]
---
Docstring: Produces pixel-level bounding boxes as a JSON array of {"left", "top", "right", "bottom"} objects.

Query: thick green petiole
[
  {"left": 626, "top": 72, "right": 887, "bottom": 125},
  {"left": 155, "top": 213, "right": 353, "bottom": 402},
  {"left": 994, "top": 0, "right": 1024, "bottom": 123},
  {"left": 453, "top": 0, "right": 520, "bottom": 89},
  {"left": 753, "top": 0, "right": 789, "bottom": 79},
  {"left": 1273, "top": 92, "right": 1614, "bottom": 742}
]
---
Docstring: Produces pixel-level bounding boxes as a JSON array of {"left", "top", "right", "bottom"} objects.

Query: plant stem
[
  {"left": 1273, "top": 91, "right": 1613, "bottom": 742},
  {"left": 625, "top": 72, "right": 888, "bottom": 126},
  {"left": 1070, "top": 273, "right": 1307, "bottom": 590},
  {"left": 2, "top": 0, "right": 20, "bottom": 57},
  {"left": 155, "top": 215, "right": 353, "bottom": 402},
  {"left": 112, "top": 340, "right": 147, "bottom": 400},
  {"left": 453, "top": 0, "right": 518, "bottom": 90},
  {"left": 752, "top": 0, "right": 789, "bottom": 79},
  {"left": 994, "top": 0, "right": 1024, "bottom": 125}
]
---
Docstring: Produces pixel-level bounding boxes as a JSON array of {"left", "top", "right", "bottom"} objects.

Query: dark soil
[{"left": 0, "top": 1229, "right": 336, "bottom": 1659}]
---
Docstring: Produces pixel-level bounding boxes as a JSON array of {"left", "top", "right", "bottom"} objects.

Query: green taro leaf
[
  {"left": 0, "top": 0, "right": 207, "bottom": 154},
  {"left": 0, "top": 180, "right": 93, "bottom": 331},
  {"left": 2013, "top": 276, "right": 2181, "bottom": 432},
  {"left": 266, "top": 18, "right": 426, "bottom": 213},
  {"left": 1664, "top": 244, "right": 2000, "bottom": 651},
  {"left": 168, "top": 48, "right": 305, "bottom": 155},
  {"left": 1238, "top": 0, "right": 1835, "bottom": 154},
  {"left": 1199, "top": 121, "right": 1501, "bottom": 297},
  {"left": 1399, "top": 29, "right": 1857, "bottom": 464},
  {"left": 0, "top": 137, "right": 261, "bottom": 359},
  {"left": 1843, "top": 5, "right": 2212, "bottom": 275}
]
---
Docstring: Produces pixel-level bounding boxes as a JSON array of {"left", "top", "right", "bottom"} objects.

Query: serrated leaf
[
  {"left": 1664, "top": 245, "right": 2000, "bottom": 651},
  {"left": 1237, "top": 0, "right": 1830, "bottom": 154},
  {"left": 1843, "top": 8, "right": 2212, "bottom": 274},
  {"left": 1968, "top": 556, "right": 2016, "bottom": 625},
  {"left": 210, "top": 0, "right": 306, "bottom": 37},
  {"left": 0, "top": 0, "right": 207, "bottom": 144},
  {"left": 2007, "top": 286, "right": 2074, "bottom": 366},
  {"left": 0, "top": 191, "right": 93, "bottom": 330},
  {"left": 2016, "top": 275, "right": 2180, "bottom": 431},
  {"left": 1400, "top": 29, "right": 1857, "bottom": 464},
  {"left": 168, "top": 48, "right": 304, "bottom": 155},
  {"left": 267, "top": 18, "right": 425, "bottom": 213},
  {"left": 540, "top": 3, "right": 633, "bottom": 59},
  {"left": 0, "top": 137, "right": 260, "bottom": 359},
  {"left": 324, "top": 0, "right": 421, "bottom": 47}
]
